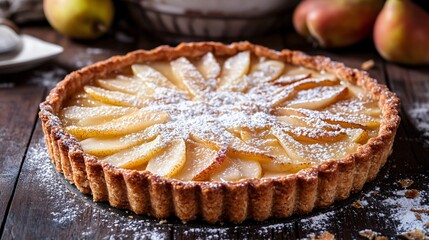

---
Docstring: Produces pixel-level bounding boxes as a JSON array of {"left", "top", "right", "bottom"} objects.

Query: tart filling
[
  {"left": 60, "top": 51, "right": 381, "bottom": 181},
  {"left": 39, "top": 42, "right": 400, "bottom": 223}
]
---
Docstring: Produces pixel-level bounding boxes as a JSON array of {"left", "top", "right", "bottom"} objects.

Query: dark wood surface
[{"left": 0, "top": 24, "right": 428, "bottom": 240}]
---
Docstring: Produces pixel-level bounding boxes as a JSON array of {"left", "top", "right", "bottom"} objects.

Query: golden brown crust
[{"left": 39, "top": 42, "right": 400, "bottom": 223}]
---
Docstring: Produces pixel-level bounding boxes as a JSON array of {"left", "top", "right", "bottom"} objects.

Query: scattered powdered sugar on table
[
  {"left": 299, "top": 210, "right": 338, "bottom": 234},
  {"left": 26, "top": 137, "right": 170, "bottom": 239},
  {"left": 29, "top": 67, "right": 67, "bottom": 89},
  {"left": 408, "top": 103, "right": 429, "bottom": 139},
  {"left": 358, "top": 175, "right": 429, "bottom": 235},
  {"left": 381, "top": 188, "right": 429, "bottom": 232}
]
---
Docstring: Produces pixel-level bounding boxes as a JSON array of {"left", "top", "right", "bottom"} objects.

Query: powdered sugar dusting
[
  {"left": 409, "top": 103, "right": 429, "bottom": 141},
  {"left": 61, "top": 56, "right": 383, "bottom": 180},
  {"left": 24, "top": 136, "right": 170, "bottom": 239},
  {"left": 300, "top": 210, "right": 338, "bottom": 235},
  {"left": 382, "top": 190, "right": 429, "bottom": 232},
  {"left": 22, "top": 134, "right": 429, "bottom": 238}
]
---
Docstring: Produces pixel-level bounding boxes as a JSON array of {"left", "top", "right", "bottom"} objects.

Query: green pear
[
  {"left": 43, "top": 0, "right": 114, "bottom": 39},
  {"left": 374, "top": 0, "right": 429, "bottom": 64},
  {"left": 293, "top": 0, "right": 384, "bottom": 48}
]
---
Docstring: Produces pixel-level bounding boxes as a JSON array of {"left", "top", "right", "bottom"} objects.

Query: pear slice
[
  {"left": 323, "top": 117, "right": 380, "bottom": 130},
  {"left": 190, "top": 131, "right": 272, "bottom": 163},
  {"left": 278, "top": 115, "right": 342, "bottom": 132},
  {"left": 360, "top": 101, "right": 382, "bottom": 116},
  {"left": 287, "top": 86, "right": 349, "bottom": 110},
  {"left": 272, "top": 126, "right": 360, "bottom": 162},
  {"left": 171, "top": 57, "right": 211, "bottom": 97},
  {"left": 84, "top": 86, "right": 148, "bottom": 107},
  {"left": 341, "top": 81, "right": 371, "bottom": 100},
  {"left": 277, "top": 115, "right": 311, "bottom": 127},
  {"left": 275, "top": 107, "right": 379, "bottom": 130},
  {"left": 80, "top": 126, "right": 160, "bottom": 156},
  {"left": 284, "top": 127, "right": 346, "bottom": 143},
  {"left": 239, "top": 159, "right": 263, "bottom": 179},
  {"left": 210, "top": 157, "right": 262, "bottom": 181},
  {"left": 270, "top": 87, "right": 295, "bottom": 107},
  {"left": 262, "top": 160, "right": 312, "bottom": 174},
  {"left": 195, "top": 52, "right": 221, "bottom": 80},
  {"left": 272, "top": 78, "right": 342, "bottom": 108},
  {"left": 277, "top": 115, "right": 346, "bottom": 142},
  {"left": 226, "top": 135, "right": 274, "bottom": 163},
  {"left": 67, "top": 98, "right": 110, "bottom": 107},
  {"left": 242, "top": 133, "right": 313, "bottom": 173},
  {"left": 362, "top": 108, "right": 381, "bottom": 118},
  {"left": 103, "top": 136, "right": 167, "bottom": 169},
  {"left": 149, "top": 61, "right": 187, "bottom": 91},
  {"left": 249, "top": 60, "right": 285, "bottom": 83},
  {"left": 210, "top": 157, "right": 241, "bottom": 181},
  {"left": 66, "top": 109, "right": 169, "bottom": 139},
  {"left": 96, "top": 78, "right": 154, "bottom": 95},
  {"left": 174, "top": 139, "right": 225, "bottom": 181},
  {"left": 348, "top": 128, "right": 369, "bottom": 144},
  {"left": 146, "top": 138, "right": 186, "bottom": 177},
  {"left": 218, "top": 51, "right": 251, "bottom": 92},
  {"left": 67, "top": 92, "right": 110, "bottom": 107},
  {"left": 61, "top": 106, "right": 137, "bottom": 126},
  {"left": 292, "top": 77, "right": 340, "bottom": 91},
  {"left": 273, "top": 107, "right": 307, "bottom": 117},
  {"left": 283, "top": 66, "right": 318, "bottom": 77},
  {"left": 131, "top": 64, "right": 177, "bottom": 90},
  {"left": 271, "top": 126, "right": 307, "bottom": 162},
  {"left": 272, "top": 73, "right": 311, "bottom": 85},
  {"left": 189, "top": 132, "right": 224, "bottom": 151}
]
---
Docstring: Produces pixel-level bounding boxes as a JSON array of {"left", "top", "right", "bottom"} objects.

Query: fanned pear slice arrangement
[
  {"left": 40, "top": 42, "right": 401, "bottom": 224},
  {"left": 59, "top": 48, "right": 383, "bottom": 182}
]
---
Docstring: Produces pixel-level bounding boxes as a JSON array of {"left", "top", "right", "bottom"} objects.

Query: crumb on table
[{"left": 405, "top": 189, "right": 420, "bottom": 199}]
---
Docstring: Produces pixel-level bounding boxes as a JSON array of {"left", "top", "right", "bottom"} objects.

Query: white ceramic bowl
[{"left": 123, "top": 0, "right": 299, "bottom": 42}]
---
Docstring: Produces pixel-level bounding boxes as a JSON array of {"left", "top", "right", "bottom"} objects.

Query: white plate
[{"left": 0, "top": 34, "right": 63, "bottom": 74}]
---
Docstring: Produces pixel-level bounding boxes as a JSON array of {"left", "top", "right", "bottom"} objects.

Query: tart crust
[{"left": 39, "top": 42, "right": 400, "bottom": 223}]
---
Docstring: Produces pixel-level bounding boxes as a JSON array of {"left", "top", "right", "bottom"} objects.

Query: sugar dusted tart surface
[{"left": 39, "top": 42, "right": 400, "bottom": 223}]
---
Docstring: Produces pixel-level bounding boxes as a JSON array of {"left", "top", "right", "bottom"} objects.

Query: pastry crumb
[
  {"left": 359, "top": 229, "right": 387, "bottom": 240},
  {"left": 399, "top": 229, "right": 429, "bottom": 240},
  {"left": 370, "top": 190, "right": 379, "bottom": 196},
  {"left": 375, "top": 237, "right": 388, "bottom": 240},
  {"left": 399, "top": 179, "right": 414, "bottom": 188},
  {"left": 411, "top": 208, "right": 429, "bottom": 214},
  {"left": 352, "top": 200, "right": 364, "bottom": 209},
  {"left": 359, "top": 229, "right": 377, "bottom": 239},
  {"left": 361, "top": 59, "right": 375, "bottom": 71},
  {"left": 158, "top": 219, "right": 167, "bottom": 224},
  {"left": 318, "top": 231, "right": 335, "bottom": 240},
  {"left": 416, "top": 214, "right": 422, "bottom": 221},
  {"left": 405, "top": 189, "right": 420, "bottom": 199},
  {"left": 309, "top": 231, "right": 335, "bottom": 240}
]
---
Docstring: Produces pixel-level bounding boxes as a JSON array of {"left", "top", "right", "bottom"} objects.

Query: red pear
[
  {"left": 293, "top": 0, "right": 384, "bottom": 48},
  {"left": 374, "top": 0, "right": 429, "bottom": 65}
]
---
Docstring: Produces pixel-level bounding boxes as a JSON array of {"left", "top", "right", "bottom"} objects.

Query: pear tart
[{"left": 39, "top": 42, "right": 400, "bottom": 223}]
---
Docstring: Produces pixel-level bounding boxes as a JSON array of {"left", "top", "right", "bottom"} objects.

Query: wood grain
[
  {"left": 385, "top": 63, "right": 429, "bottom": 168},
  {"left": 0, "top": 86, "right": 44, "bottom": 231}
]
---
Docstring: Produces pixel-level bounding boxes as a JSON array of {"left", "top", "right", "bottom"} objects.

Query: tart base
[{"left": 39, "top": 42, "right": 400, "bottom": 223}]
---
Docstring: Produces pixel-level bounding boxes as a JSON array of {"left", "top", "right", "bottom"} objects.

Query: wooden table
[{"left": 0, "top": 24, "right": 428, "bottom": 239}]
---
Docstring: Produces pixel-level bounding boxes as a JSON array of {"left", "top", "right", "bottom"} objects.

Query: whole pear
[
  {"left": 44, "top": 0, "right": 114, "bottom": 39},
  {"left": 293, "top": 0, "right": 384, "bottom": 48},
  {"left": 374, "top": 0, "right": 429, "bottom": 64}
]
